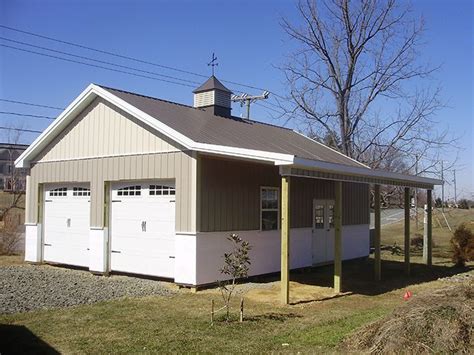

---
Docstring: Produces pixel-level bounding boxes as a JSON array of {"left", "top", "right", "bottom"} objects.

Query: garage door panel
[
  {"left": 111, "top": 254, "right": 174, "bottom": 278},
  {"left": 43, "top": 184, "right": 90, "bottom": 268},
  {"left": 110, "top": 181, "right": 176, "bottom": 279}
]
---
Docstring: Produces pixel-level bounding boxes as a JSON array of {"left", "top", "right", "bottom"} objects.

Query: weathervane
[{"left": 207, "top": 52, "right": 218, "bottom": 76}]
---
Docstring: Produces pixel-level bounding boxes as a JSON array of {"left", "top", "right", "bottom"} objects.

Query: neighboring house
[
  {"left": 0, "top": 143, "right": 28, "bottom": 192},
  {"left": 15, "top": 76, "right": 441, "bottom": 291}
]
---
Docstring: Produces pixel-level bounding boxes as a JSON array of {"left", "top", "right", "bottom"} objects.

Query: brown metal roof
[
  {"left": 192, "top": 76, "right": 232, "bottom": 94},
  {"left": 100, "top": 85, "right": 366, "bottom": 168}
]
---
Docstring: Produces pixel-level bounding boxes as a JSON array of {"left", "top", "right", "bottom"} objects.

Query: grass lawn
[{"left": 1, "top": 208, "right": 472, "bottom": 353}]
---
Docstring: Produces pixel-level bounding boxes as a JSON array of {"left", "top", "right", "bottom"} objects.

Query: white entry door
[
  {"left": 43, "top": 184, "right": 91, "bottom": 267},
  {"left": 312, "top": 199, "right": 335, "bottom": 264},
  {"left": 110, "top": 181, "right": 176, "bottom": 278}
]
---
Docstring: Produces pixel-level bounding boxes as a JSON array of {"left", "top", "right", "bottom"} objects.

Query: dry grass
[{"left": 343, "top": 282, "right": 474, "bottom": 353}]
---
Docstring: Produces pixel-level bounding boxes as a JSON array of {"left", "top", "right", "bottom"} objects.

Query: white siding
[{"left": 194, "top": 225, "right": 369, "bottom": 285}]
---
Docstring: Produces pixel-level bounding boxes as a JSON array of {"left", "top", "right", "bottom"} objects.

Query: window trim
[{"left": 260, "top": 186, "right": 280, "bottom": 231}]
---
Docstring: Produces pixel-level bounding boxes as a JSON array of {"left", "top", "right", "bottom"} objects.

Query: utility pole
[
  {"left": 414, "top": 155, "right": 419, "bottom": 230},
  {"left": 231, "top": 91, "right": 270, "bottom": 119},
  {"left": 441, "top": 160, "right": 445, "bottom": 212},
  {"left": 453, "top": 169, "right": 457, "bottom": 206}
]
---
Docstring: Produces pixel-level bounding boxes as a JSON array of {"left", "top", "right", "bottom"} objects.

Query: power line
[
  {"left": 0, "top": 126, "right": 43, "bottom": 134},
  {"left": 0, "top": 36, "right": 202, "bottom": 86},
  {"left": 0, "top": 24, "right": 283, "bottom": 96},
  {"left": 0, "top": 111, "right": 55, "bottom": 120},
  {"left": 1, "top": 41, "right": 290, "bottom": 115},
  {"left": 0, "top": 44, "right": 196, "bottom": 88},
  {"left": 0, "top": 24, "right": 207, "bottom": 79},
  {"left": 0, "top": 98, "right": 64, "bottom": 110}
]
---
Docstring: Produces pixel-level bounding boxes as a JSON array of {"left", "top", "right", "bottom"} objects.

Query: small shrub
[
  {"left": 458, "top": 199, "right": 470, "bottom": 210},
  {"left": 411, "top": 234, "right": 424, "bottom": 250},
  {"left": 450, "top": 223, "right": 474, "bottom": 267},
  {"left": 218, "top": 233, "right": 252, "bottom": 321},
  {"left": 435, "top": 197, "right": 443, "bottom": 208},
  {"left": 410, "top": 234, "right": 436, "bottom": 250},
  {"left": 0, "top": 212, "right": 22, "bottom": 255}
]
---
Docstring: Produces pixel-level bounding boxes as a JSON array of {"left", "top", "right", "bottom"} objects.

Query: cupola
[{"left": 193, "top": 76, "right": 232, "bottom": 117}]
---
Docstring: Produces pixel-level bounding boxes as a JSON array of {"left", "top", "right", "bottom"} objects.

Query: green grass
[{"left": 0, "top": 288, "right": 402, "bottom": 353}]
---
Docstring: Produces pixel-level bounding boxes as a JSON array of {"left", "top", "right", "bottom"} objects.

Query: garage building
[{"left": 16, "top": 76, "right": 441, "bottom": 299}]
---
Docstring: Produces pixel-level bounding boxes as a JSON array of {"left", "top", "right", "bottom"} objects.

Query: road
[{"left": 369, "top": 208, "right": 405, "bottom": 228}]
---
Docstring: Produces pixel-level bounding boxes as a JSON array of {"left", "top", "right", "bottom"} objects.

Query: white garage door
[
  {"left": 43, "top": 184, "right": 91, "bottom": 267},
  {"left": 110, "top": 181, "right": 176, "bottom": 278}
]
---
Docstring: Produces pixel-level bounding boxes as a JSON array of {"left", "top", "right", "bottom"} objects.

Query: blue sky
[{"left": 1, "top": 0, "right": 472, "bottom": 199}]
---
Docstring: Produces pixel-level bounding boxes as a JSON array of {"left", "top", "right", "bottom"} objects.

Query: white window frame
[{"left": 260, "top": 186, "right": 280, "bottom": 231}]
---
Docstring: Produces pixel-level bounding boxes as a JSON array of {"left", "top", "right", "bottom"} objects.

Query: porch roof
[{"left": 280, "top": 157, "right": 443, "bottom": 189}]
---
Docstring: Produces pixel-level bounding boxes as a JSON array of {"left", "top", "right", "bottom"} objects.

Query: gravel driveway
[{"left": 0, "top": 264, "right": 175, "bottom": 315}]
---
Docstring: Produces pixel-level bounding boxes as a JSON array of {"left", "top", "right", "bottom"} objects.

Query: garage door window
[
  {"left": 149, "top": 184, "right": 175, "bottom": 196},
  {"left": 73, "top": 187, "right": 90, "bottom": 196},
  {"left": 49, "top": 187, "right": 67, "bottom": 197},
  {"left": 117, "top": 185, "right": 141, "bottom": 196}
]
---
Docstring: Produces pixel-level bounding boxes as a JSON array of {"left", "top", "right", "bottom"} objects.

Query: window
[
  {"left": 328, "top": 204, "right": 335, "bottom": 228},
  {"left": 49, "top": 187, "right": 67, "bottom": 197},
  {"left": 314, "top": 204, "right": 325, "bottom": 229},
  {"left": 73, "top": 187, "right": 90, "bottom": 196},
  {"left": 261, "top": 187, "right": 279, "bottom": 231},
  {"left": 149, "top": 184, "right": 175, "bottom": 196},
  {"left": 117, "top": 185, "right": 141, "bottom": 196}
]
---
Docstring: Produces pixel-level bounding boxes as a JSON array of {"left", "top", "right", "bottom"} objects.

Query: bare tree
[
  {"left": 1, "top": 124, "right": 26, "bottom": 219},
  {"left": 280, "top": 0, "right": 458, "bottom": 179}
]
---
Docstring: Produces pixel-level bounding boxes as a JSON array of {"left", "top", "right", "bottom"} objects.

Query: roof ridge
[
  {"left": 96, "top": 84, "right": 198, "bottom": 110},
  {"left": 98, "top": 84, "right": 293, "bottom": 131}
]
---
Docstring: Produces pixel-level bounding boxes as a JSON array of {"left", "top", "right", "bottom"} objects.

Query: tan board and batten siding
[
  {"left": 25, "top": 98, "right": 197, "bottom": 233},
  {"left": 198, "top": 156, "right": 370, "bottom": 232},
  {"left": 34, "top": 98, "right": 180, "bottom": 162}
]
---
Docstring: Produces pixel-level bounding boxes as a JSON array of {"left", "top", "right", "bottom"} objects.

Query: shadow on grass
[
  {"left": 246, "top": 312, "right": 302, "bottom": 322},
  {"left": 240, "top": 256, "right": 472, "bottom": 299},
  {"left": 0, "top": 324, "right": 59, "bottom": 354},
  {"left": 288, "top": 258, "right": 473, "bottom": 296}
]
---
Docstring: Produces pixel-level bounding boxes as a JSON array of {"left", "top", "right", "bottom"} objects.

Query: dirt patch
[
  {"left": 343, "top": 282, "right": 474, "bottom": 353},
  {"left": 245, "top": 281, "right": 341, "bottom": 305}
]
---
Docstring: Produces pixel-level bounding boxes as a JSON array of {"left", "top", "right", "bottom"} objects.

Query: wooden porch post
[
  {"left": 423, "top": 189, "right": 433, "bottom": 266},
  {"left": 281, "top": 175, "right": 290, "bottom": 305},
  {"left": 334, "top": 181, "right": 342, "bottom": 293},
  {"left": 404, "top": 187, "right": 411, "bottom": 276},
  {"left": 374, "top": 184, "right": 381, "bottom": 281}
]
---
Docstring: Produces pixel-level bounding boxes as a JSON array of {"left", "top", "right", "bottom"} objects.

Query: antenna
[
  {"left": 207, "top": 53, "right": 218, "bottom": 76},
  {"left": 231, "top": 91, "right": 270, "bottom": 119}
]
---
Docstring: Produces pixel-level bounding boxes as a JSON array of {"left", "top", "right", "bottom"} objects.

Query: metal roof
[
  {"left": 192, "top": 76, "right": 232, "bottom": 94},
  {"left": 100, "top": 85, "right": 366, "bottom": 168}
]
